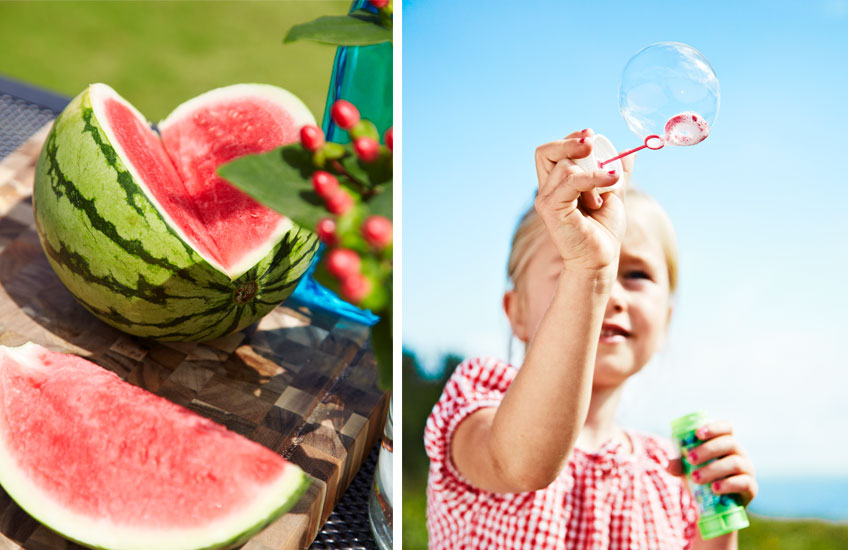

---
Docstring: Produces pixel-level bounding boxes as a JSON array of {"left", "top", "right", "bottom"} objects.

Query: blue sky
[{"left": 402, "top": 0, "right": 848, "bottom": 480}]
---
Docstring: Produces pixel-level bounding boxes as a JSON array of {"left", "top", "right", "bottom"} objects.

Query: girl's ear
[{"left": 503, "top": 289, "right": 529, "bottom": 343}]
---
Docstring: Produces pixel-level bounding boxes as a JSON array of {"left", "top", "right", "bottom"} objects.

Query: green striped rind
[
  {"left": 11, "top": 457, "right": 310, "bottom": 550},
  {"left": 198, "top": 468, "right": 311, "bottom": 550},
  {"left": 33, "top": 86, "right": 318, "bottom": 341}
]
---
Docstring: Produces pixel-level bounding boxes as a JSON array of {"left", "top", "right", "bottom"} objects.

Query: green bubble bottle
[{"left": 671, "top": 411, "right": 750, "bottom": 540}]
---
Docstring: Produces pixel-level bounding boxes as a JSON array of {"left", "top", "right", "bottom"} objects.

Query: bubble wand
[{"left": 581, "top": 42, "right": 718, "bottom": 186}]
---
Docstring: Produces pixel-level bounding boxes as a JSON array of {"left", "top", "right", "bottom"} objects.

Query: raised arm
[{"left": 451, "top": 129, "right": 628, "bottom": 493}]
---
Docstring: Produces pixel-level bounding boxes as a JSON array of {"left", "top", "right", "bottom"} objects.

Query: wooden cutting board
[{"left": 0, "top": 124, "right": 389, "bottom": 550}]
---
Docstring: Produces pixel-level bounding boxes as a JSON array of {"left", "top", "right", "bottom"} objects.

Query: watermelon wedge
[
  {"left": 0, "top": 342, "right": 309, "bottom": 550},
  {"left": 33, "top": 83, "right": 319, "bottom": 341}
]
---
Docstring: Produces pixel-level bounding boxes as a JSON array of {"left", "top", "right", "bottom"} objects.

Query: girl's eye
[{"left": 625, "top": 270, "right": 652, "bottom": 281}]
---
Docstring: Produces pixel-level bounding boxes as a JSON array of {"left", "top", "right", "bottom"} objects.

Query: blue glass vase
[{"left": 287, "top": 0, "right": 392, "bottom": 327}]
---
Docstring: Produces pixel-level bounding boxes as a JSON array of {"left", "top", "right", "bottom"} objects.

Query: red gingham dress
[{"left": 424, "top": 357, "right": 699, "bottom": 550}]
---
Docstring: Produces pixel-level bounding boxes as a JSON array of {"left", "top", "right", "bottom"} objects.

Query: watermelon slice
[
  {"left": 95, "top": 83, "right": 313, "bottom": 279},
  {"left": 0, "top": 342, "right": 309, "bottom": 550}
]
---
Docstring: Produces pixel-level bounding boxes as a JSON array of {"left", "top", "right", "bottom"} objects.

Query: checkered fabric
[{"left": 424, "top": 357, "right": 698, "bottom": 550}]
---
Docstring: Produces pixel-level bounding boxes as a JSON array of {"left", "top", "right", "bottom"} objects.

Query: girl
[{"left": 424, "top": 129, "right": 757, "bottom": 550}]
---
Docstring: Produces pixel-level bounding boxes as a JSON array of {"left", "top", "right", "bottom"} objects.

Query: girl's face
[
  {"left": 594, "top": 210, "right": 673, "bottom": 387},
  {"left": 506, "top": 206, "right": 672, "bottom": 387}
]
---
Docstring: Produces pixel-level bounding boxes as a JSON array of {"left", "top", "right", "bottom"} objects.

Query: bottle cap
[
  {"left": 670, "top": 410, "right": 709, "bottom": 440},
  {"left": 571, "top": 134, "right": 628, "bottom": 193},
  {"left": 699, "top": 506, "right": 750, "bottom": 539}
]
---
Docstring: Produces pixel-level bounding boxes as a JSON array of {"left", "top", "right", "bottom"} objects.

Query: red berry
[
  {"left": 315, "top": 218, "right": 338, "bottom": 245},
  {"left": 384, "top": 127, "right": 393, "bottom": 152},
  {"left": 369, "top": 0, "right": 389, "bottom": 8},
  {"left": 312, "top": 171, "right": 339, "bottom": 198},
  {"left": 362, "top": 215, "right": 392, "bottom": 248},
  {"left": 340, "top": 273, "right": 372, "bottom": 303},
  {"left": 354, "top": 137, "right": 380, "bottom": 163},
  {"left": 326, "top": 248, "right": 361, "bottom": 279},
  {"left": 324, "top": 188, "right": 354, "bottom": 215},
  {"left": 331, "top": 100, "right": 360, "bottom": 130},
  {"left": 299, "top": 125, "right": 325, "bottom": 152}
]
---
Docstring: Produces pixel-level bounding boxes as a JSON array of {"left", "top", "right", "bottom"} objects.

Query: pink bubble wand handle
[{"left": 597, "top": 134, "right": 664, "bottom": 168}]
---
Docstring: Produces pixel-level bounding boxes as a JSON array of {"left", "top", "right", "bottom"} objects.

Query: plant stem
[{"left": 331, "top": 159, "right": 379, "bottom": 199}]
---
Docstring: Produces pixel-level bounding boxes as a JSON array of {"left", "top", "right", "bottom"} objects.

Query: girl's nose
[{"left": 606, "top": 280, "right": 626, "bottom": 313}]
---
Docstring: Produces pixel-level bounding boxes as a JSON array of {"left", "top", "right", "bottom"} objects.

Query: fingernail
[
  {"left": 697, "top": 427, "right": 709, "bottom": 439},
  {"left": 692, "top": 470, "right": 700, "bottom": 482},
  {"left": 608, "top": 170, "right": 616, "bottom": 176},
  {"left": 712, "top": 482, "right": 722, "bottom": 492},
  {"left": 582, "top": 128, "right": 590, "bottom": 134},
  {"left": 579, "top": 137, "right": 586, "bottom": 144},
  {"left": 688, "top": 452, "right": 698, "bottom": 463},
  {"left": 597, "top": 196, "right": 604, "bottom": 206}
]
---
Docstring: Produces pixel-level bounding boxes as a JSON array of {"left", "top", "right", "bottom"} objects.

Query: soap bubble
[{"left": 618, "top": 42, "right": 719, "bottom": 146}]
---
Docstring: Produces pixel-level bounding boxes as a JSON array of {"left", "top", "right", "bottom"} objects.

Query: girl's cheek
[{"left": 631, "top": 292, "right": 670, "bottom": 331}]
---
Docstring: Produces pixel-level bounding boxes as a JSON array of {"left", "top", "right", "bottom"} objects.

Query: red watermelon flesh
[
  {"left": 93, "top": 84, "right": 316, "bottom": 279},
  {"left": 0, "top": 343, "right": 308, "bottom": 549}
]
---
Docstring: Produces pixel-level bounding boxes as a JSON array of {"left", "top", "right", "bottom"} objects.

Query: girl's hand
[
  {"left": 534, "top": 129, "right": 630, "bottom": 273},
  {"left": 668, "top": 421, "right": 758, "bottom": 505}
]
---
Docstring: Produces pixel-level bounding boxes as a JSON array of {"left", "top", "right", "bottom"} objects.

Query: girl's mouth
[{"left": 600, "top": 324, "right": 630, "bottom": 344}]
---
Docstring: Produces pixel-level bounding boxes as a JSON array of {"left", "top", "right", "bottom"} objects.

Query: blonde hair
[{"left": 507, "top": 187, "right": 679, "bottom": 293}]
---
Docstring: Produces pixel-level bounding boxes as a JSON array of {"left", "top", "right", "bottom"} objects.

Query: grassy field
[{"left": 0, "top": 1, "right": 348, "bottom": 120}]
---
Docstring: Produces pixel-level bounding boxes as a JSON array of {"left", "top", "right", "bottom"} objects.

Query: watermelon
[
  {"left": 32, "top": 83, "right": 319, "bottom": 341},
  {"left": 0, "top": 342, "right": 309, "bottom": 550}
]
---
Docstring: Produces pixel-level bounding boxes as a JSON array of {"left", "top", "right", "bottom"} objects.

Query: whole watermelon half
[{"left": 33, "top": 84, "right": 319, "bottom": 341}]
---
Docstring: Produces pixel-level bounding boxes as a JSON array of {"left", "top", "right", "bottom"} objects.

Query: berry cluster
[
  {"left": 368, "top": 0, "right": 393, "bottom": 20},
  {"left": 298, "top": 99, "right": 393, "bottom": 308},
  {"left": 300, "top": 100, "right": 393, "bottom": 168}
]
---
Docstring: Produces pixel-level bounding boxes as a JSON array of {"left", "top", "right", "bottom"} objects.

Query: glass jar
[{"left": 369, "top": 394, "right": 393, "bottom": 549}]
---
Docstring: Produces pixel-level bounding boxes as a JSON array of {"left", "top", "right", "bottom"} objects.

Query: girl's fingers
[
  {"left": 564, "top": 128, "right": 591, "bottom": 140},
  {"left": 535, "top": 131, "right": 594, "bottom": 191},
  {"left": 691, "top": 454, "right": 755, "bottom": 487},
  {"left": 710, "top": 474, "right": 758, "bottom": 505},
  {"left": 666, "top": 457, "right": 685, "bottom": 477},
  {"left": 581, "top": 188, "right": 603, "bottom": 210},
  {"left": 687, "top": 435, "right": 744, "bottom": 466},
  {"left": 537, "top": 168, "right": 619, "bottom": 212},
  {"left": 696, "top": 420, "right": 733, "bottom": 441}
]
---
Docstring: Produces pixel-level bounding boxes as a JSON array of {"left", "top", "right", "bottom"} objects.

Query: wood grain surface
[{"left": 0, "top": 124, "right": 389, "bottom": 550}]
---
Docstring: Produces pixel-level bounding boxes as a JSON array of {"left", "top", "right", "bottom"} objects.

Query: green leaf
[
  {"left": 312, "top": 261, "right": 339, "bottom": 294},
  {"left": 367, "top": 182, "right": 392, "bottom": 219},
  {"left": 339, "top": 153, "right": 371, "bottom": 187},
  {"left": 284, "top": 12, "right": 392, "bottom": 46},
  {"left": 339, "top": 150, "right": 393, "bottom": 189},
  {"left": 218, "top": 145, "right": 329, "bottom": 230},
  {"left": 336, "top": 205, "right": 369, "bottom": 249}
]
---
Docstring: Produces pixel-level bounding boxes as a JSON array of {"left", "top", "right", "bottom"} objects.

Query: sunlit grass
[{"left": 0, "top": 1, "right": 348, "bottom": 120}]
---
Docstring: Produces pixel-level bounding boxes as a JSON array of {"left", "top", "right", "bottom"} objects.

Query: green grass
[
  {"left": 403, "top": 479, "right": 429, "bottom": 550},
  {"left": 0, "top": 1, "right": 349, "bottom": 120},
  {"left": 738, "top": 515, "right": 848, "bottom": 550}
]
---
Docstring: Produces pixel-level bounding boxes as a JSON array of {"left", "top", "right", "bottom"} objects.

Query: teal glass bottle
[
  {"left": 322, "top": 0, "right": 393, "bottom": 142},
  {"left": 288, "top": 0, "right": 392, "bottom": 326}
]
